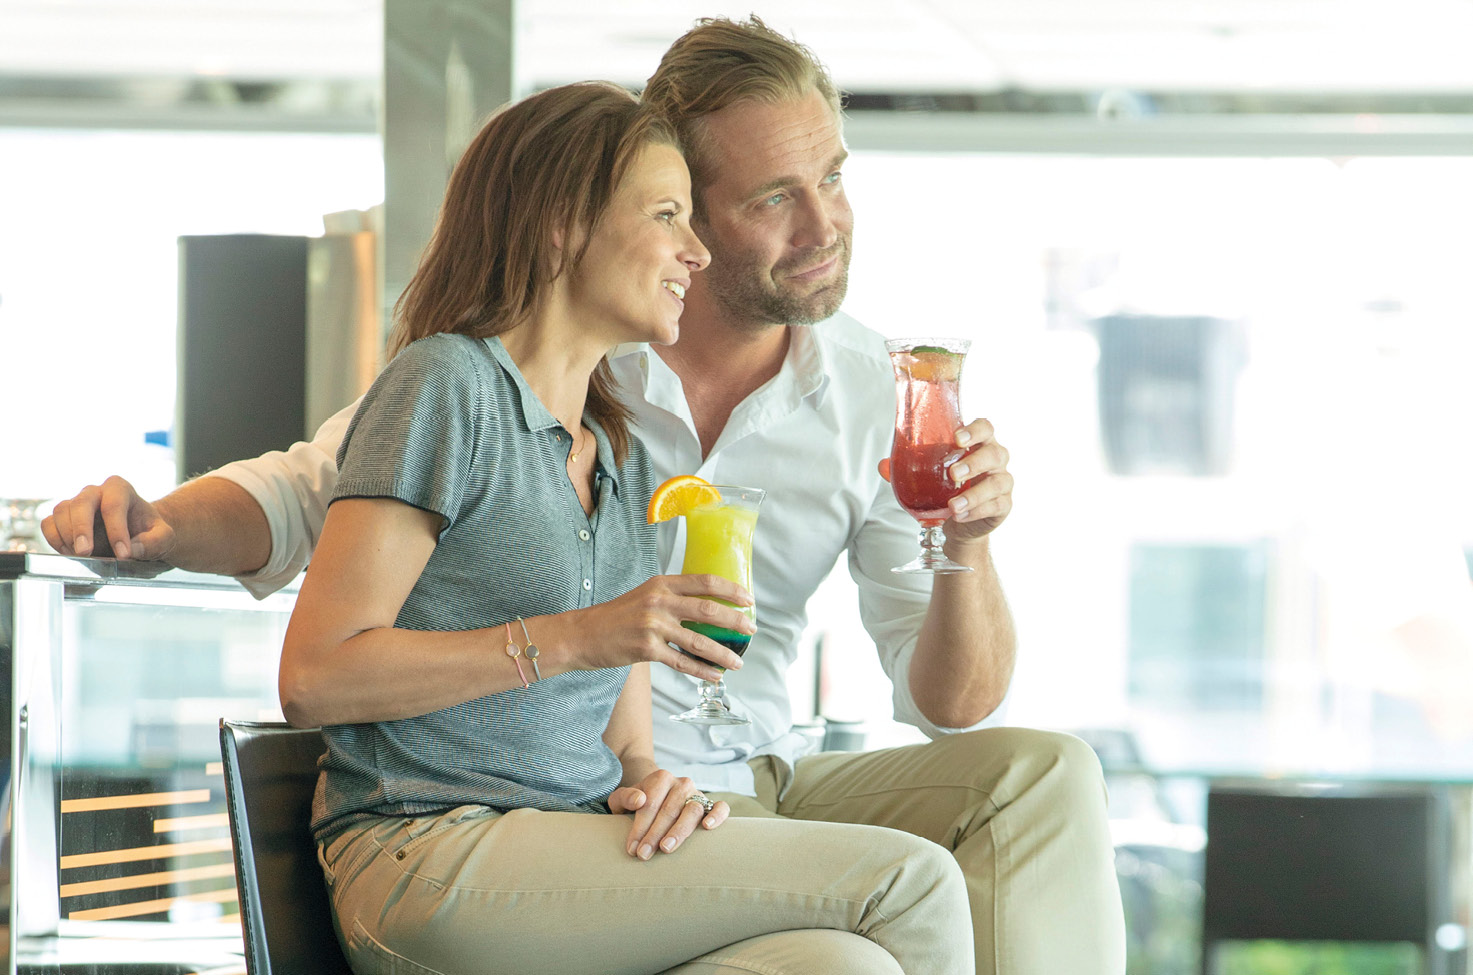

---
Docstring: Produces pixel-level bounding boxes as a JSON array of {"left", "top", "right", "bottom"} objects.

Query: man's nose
[{"left": 792, "top": 194, "right": 839, "bottom": 249}]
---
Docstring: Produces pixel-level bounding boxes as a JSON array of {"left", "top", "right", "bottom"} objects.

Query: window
[
  {"left": 801, "top": 152, "right": 1473, "bottom": 776},
  {"left": 0, "top": 128, "right": 381, "bottom": 501}
]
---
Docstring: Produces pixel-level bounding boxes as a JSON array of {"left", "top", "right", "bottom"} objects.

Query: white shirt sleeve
[
  {"left": 205, "top": 399, "right": 358, "bottom": 598},
  {"left": 848, "top": 478, "right": 1010, "bottom": 737}
]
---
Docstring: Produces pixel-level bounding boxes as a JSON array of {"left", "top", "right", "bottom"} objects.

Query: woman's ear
[
  {"left": 547, "top": 224, "right": 568, "bottom": 279},
  {"left": 550, "top": 219, "right": 586, "bottom": 279}
]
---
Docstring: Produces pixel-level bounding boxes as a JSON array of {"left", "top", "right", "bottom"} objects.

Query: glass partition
[{"left": 3, "top": 554, "right": 293, "bottom": 974}]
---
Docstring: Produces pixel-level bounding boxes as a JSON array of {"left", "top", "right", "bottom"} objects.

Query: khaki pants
[
  {"left": 713, "top": 727, "right": 1127, "bottom": 975},
  {"left": 319, "top": 801, "right": 973, "bottom": 975}
]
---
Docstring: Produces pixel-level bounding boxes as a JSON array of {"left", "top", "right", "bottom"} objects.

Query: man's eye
[
  {"left": 763, "top": 193, "right": 786, "bottom": 207},
  {"left": 823, "top": 172, "right": 843, "bottom": 185},
  {"left": 657, "top": 210, "right": 676, "bottom": 223}
]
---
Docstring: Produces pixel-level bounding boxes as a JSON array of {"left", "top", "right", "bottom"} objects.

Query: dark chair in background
[
  {"left": 1202, "top": 784, "right": 1455, "bottom": 975},
  {"left": 219, "top": 719, "right": 353, "bottom": 975}
]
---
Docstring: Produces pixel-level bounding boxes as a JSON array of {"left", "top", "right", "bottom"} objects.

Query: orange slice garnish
[
  {"left": 647, "top": 474, "right": 722, "bottom": 524},
  {"left": 895, "top": 347, "right": 961, "bottom": 382}
]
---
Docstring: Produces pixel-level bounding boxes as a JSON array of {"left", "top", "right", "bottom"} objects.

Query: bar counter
[{"left": 3, "top": 552, "right": 297, "bottom": 974}]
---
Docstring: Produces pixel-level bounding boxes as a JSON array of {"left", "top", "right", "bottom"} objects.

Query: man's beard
[{"left": 703, "top": 235, "right": 852, "bottom": 329}]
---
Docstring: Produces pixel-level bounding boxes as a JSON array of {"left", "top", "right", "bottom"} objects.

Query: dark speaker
[{"left": 176, "top": 234, "right": 309, "bottom": 482}]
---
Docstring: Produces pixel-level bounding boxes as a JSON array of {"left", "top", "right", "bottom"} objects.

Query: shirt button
[
  {"left": 578, "top": 529, "right": 590, "bottom": 541},
  {"left": 582, "top": 579, "right": 592, "bottom": 591}
]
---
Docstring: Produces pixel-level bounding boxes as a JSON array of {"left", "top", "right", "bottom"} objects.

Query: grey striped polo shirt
[{"left": 310, "top": 333, "right": 659, "bottom": 843}]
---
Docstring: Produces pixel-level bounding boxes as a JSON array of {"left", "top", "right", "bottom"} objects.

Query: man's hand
[
  {"left": 42, "top": 476, "right": 176, "bottom": 561},
  {"left": 877, "top": 417, "right": 1013, "bottom": 541},
  {"left": 607, "top": 768, "right": 729, "bottom": 861},
  {"left": 940, "top": 417, "right": 1013, "bottom": 540}
]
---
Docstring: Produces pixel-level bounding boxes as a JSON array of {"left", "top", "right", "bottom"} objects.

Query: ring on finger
[{"left": 683, "top": 792, "right": 715, "bottom": 814}]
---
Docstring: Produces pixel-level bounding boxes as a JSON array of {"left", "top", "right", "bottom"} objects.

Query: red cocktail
[{"left": 886, "top": 337, "right": 975, "bottom": 573}]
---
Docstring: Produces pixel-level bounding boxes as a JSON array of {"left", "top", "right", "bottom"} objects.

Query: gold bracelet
[
  {"left": 503, "top": 621, "right": 529, "bottom": 689},
  {"left": 518, "top": 617, "right": 542, "bottom": 683}
]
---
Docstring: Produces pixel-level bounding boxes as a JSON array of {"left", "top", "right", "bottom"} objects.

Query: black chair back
[
  {"left": 219, "top": 719, "right": 353, "bottom": 975},
  {"left": 1202, "top": 785, "right": 1449, "bottom": 974}
]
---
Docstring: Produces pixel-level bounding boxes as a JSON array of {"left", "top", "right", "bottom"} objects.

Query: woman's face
[{"left": 566, "top": 143, "right": 710, "bottom": 347}]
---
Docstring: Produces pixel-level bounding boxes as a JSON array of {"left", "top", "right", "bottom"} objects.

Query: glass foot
[
  {"left": 892, "top": 524, "right": 974, "bottom": 574},
  {"left": 669, "top": 679, "right": 751, "bottom": 726}
]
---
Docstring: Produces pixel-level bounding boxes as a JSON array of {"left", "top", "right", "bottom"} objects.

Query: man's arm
[
  {"left": 41, "top": 398, "right": 357, "bottom": 592},
  {"left": 857, "top": 417, "right": 1016, "bottom": 731},
  {"left": 43, "top": 474, "right": 269, "bottom": 574},
  {"left": 901, "top": 415, "right": 1019, "bottom": 730},
  {"left": 910, "top": 535, "right": 1016, "bottom": 728},
  {"left": 906, "top": 417, "right": 1017, "bottom": 727},
  {"left": 153, "top": 477, "right": 273, "bottom": 573}
]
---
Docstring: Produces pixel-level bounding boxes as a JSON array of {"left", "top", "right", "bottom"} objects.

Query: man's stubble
[{"left": 696, "top": 225, "right": 854, "bottom": 331}]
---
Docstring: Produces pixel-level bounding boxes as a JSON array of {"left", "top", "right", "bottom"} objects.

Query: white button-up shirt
[{"left": 213, "top": 313, "right": 994, "bottom": 796}]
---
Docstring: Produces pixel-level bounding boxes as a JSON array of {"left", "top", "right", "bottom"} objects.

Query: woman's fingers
[
  {"left": 636, "top": 787, "right": 709, "bottom": 859},
  {"left": 702, "top": 800, "right": 730, "bottom": 830},
  {"left": 648, "top": 580, "right": 753, "bottom": 674},
  {"left": 618, "top": 771, "right": 728, "bottom": 860},
  {"left": 672, "top": 572, "right": 754, "bottom": 608},
  {"left": 657, "top": 644, "right": 730, "bottom": 683},
  {"left": 627, "top": 777, "right": 683, "bottom": 860},
  {"left": 655, "top": 800, "right": 710, "bottom": 855},
  {"left": 583, "top": 574, "right": 755, "bottom": 676}
]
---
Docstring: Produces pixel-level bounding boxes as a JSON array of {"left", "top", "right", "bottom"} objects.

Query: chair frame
[{"left": 219, "top": 718, "right": 354, "bottom": 975}]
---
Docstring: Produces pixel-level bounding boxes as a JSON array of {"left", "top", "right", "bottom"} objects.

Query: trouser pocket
[{"left": 347, "top": 917, "right": 449, "bottom": 975}]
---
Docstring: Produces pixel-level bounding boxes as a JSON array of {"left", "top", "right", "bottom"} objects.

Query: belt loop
[{"left": 316, "top": 841, "right": 337, "bottom": 884}]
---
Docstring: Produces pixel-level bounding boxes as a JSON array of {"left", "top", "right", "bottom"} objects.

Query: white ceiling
[{"left": 4, "top": 0, "right": 1473, "bottom": 93}]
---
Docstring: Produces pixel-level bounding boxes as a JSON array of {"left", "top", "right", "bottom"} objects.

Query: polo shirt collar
[{"left": 483, "top": 335, "right": 621, "bottom": 494}]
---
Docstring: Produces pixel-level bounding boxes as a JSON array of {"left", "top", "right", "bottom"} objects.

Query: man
[{"left": 45, "top": 17, "right": 1124, "bottom": 974}]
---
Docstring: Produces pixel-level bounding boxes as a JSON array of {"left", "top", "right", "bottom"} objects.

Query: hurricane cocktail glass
[
  {"left": 885, "top": 337, "right": 976, "bottom": 574},
  {"left": 671, "top": 485, "right": 764, "bottom": 725}
]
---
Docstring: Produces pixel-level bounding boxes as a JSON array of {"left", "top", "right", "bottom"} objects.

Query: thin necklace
[{"left": 569, "top": 426, "right": 587, "bottom": 464}]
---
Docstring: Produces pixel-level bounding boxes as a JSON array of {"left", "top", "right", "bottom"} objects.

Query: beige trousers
[
  {"left": 713, "top": 727, "right": 1127, "bottom": 975},
  {"left": 319, "top": 800, "right": 973, "bottom": 975}
]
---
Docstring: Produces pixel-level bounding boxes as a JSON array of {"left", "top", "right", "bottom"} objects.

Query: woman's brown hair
[{"left": 389, "top": 82, "right": 679, "bottom": 465}]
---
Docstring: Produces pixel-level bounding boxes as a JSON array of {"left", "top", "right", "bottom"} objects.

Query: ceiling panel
[{"left": 3, "top": 0, "right": 1472, "bottom": 93}]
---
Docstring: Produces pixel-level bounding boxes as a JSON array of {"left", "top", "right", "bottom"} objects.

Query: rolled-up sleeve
[
  {"left": 206, "top": 401, "right": 356, "bottom": 598},
  {"left": 848, "top": 479, "right": 1009, "bottom": 737}
]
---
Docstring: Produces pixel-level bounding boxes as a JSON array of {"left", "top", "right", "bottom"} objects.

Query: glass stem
[{"left": 698, "top": 678, "right": 725, "bottom": 707}]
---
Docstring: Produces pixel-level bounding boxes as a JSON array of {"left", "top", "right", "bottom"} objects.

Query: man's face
[{"left": 691, "top": 89, "right": 854, "bottom": 329}]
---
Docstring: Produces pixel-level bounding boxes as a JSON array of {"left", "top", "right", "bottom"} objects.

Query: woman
[{"left": 280, "top": 83, "right": 972, "bottom": 975}]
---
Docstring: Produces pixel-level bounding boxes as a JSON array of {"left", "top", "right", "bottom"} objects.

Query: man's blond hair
[{"left": 642, "top": 16, "right": 842, "bottom": 212}]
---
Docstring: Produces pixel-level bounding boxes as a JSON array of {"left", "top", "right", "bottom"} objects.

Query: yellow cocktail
[{"left": 680, "top": 500, "right": 759, "bottom": 656}]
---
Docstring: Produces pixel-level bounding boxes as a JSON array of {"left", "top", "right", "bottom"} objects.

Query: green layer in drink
[{"left": 682, "top": 620, "right": 752, "bottom": 657}]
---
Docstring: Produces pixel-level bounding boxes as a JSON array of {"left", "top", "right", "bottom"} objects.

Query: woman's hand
[
  {"left": 574, "top": 574, "right": 754, "bottom": 682},
  {"left": 607, "top": 768, "right": 729, "bottom": 860}
]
